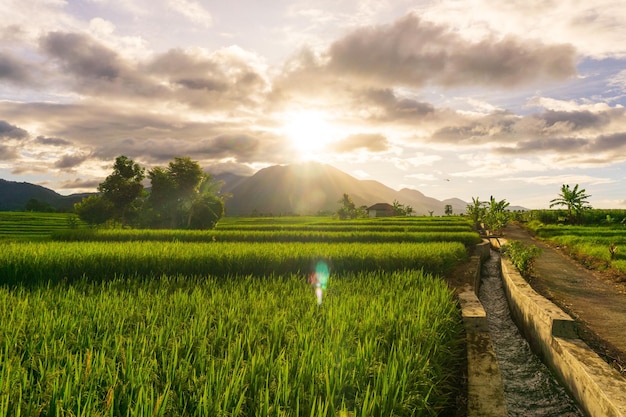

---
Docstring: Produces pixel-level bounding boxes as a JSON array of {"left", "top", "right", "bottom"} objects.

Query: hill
[
  {"left": 0, "top": 179, "right": 90, "bottom": 211},
  {"left": 2, "top": 163, "right": 478, "bottom": 215},
  {"left": 218, "top": 162, "right": 468, "bottom": 216}
]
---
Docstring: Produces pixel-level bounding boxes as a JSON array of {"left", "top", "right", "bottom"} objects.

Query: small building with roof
[{"left": 367, "top": 203, "right": 395, "bottom": 218}]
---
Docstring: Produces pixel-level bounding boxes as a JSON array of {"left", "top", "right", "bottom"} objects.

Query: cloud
[
  {"left": 59, "top": 177, "right": 102, "bottom": 191},
  {"left": 167, "top": 0, "right": 213, "bottom": 28},
  {"left": 0, "top": 144, "right": 19, "bottom": 160},
  {"left": 0, "top": 51, "right": 35, "bottom": 84},
  {"left": 419, "top": 0, "right": 626, "bottom": 59},
  {"left": 326, "top": 14, "right": 577, "bottom": 89},
  {"left": 54, "top": 153, "right": 90, "bottom": 170},
  {"left": 0, "top": 120, "right": 28, "bottom": 139},
  {"left": 359, "top": 88, "right": 435, "bottom": 121},
  {"left": 504, "top": 174, "right": 615, "bottom": 186},
  {"left": 332, "top": 133, "right": 390, "bottom": 153},
  {"left": 35, "top": 135, "right": 72, "bottom": 146}
]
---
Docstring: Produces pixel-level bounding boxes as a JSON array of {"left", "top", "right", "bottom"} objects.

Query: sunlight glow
[{"left": 281, "top": 110, "right": 336, "bottom": 155}]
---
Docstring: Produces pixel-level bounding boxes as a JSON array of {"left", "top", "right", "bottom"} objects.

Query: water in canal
[{"left": 479, "top": 250, "right": 584, "bottom": 416}]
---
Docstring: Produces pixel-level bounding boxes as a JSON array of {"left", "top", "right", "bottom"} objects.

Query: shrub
[{"left": 501, "top": 240, "right": 542, "bottom": 277}]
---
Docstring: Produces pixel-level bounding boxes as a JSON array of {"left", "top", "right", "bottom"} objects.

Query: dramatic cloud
[
  {"left": 54, "top": 153, "right": 91, "bottom": 170},
  {"left": 326, "top": 14, "right": 578, "bottom": 89},
  {"left": 1, "top": 2, "right": 625, "bottom": 208},
  {"left": 35, "top": 136, "right": 72, "bottom": 146},
  {"left": 0, "top": 51, "right": 34, "bottom": 84},
  {"left": 0, "top": 120, "right": 28, "bottom": 140}
]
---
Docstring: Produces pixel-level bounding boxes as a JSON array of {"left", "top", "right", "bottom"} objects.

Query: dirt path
[{"left": 502, "top": 223, "right": 626, "bottom": 375}]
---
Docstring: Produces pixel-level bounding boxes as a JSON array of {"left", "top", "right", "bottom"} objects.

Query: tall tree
[
  {"left": 466, "top": 197, "right": 486, "bottom": 231},
  {"left": 147, "top": 157, "right": 225, "bottom": 229},
  {"left": 337, "top": 193, "right": 357, "bottom": 220},
  {"left": 483, "top": 196, "right": 510, "bottom": 235},
  {"left": 98, "top": 155, "right": 144, "bottom": 227},
  {"left": 549, "top": 184, "right": 591, "bottom": 224}
]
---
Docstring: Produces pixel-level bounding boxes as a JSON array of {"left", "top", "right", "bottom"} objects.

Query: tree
[
  {"left": 466, "top": 197, "right": 486, "bottom": 231},
  {"left": 185, "top": 174, "right": 226, "bottom": 229},
  {"left": 444, "top": 204, "right": 453, "bottom": 216},
  {"left": 147, "top": 157, "right": 225, "bottom": 229},
  {"left": 74, "top": 195, "right": 113, "bottom": 227},
  {"left": 337, "top": 193, "right": 357, "bottom": 220},
  {"left": 483, "top": 196, "right": 510, "bottom": 235},
  {"left": 25, "top": 198, "right": 55, "bottom": 212},
  {"left": 392, "top": 199, "right": 412, "bottom": 216},
  {"left": 549, "top": 184, "right": 591, "bottom": 224},
  {"left": 98, "top": 155, "right": 145, "bottom": 227}
]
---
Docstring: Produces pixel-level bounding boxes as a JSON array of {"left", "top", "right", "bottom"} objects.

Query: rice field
[
  {"left": 0, "top": 213, "right": 477, "bottom": 416},
  {"left": 528, "top": 223, "right": 626, "bottom": 274}
]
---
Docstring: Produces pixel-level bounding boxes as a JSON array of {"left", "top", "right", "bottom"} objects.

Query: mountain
[
  {"left": 0, "top": 179, "right": 91, "bottom": 211},
  {"left": 222, "top": 162, "right": 468, "bottom": 216},
  {"left": 1, "top": 163, "right": 485, "bottom": 215}
]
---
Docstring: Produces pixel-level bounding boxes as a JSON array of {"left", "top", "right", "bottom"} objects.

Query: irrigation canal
[{"left": 478, "top": 249, "right": 584, "bottom": 416}]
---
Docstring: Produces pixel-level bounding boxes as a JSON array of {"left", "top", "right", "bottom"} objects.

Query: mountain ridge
[
  {"left": 2, "top": 163, "right": 483, "bottom": 215},
  {"left": 214, "top": 162, "right": 469, "bottom": 216}
]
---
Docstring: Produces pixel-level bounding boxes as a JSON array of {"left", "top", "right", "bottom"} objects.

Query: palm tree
[{"left": 549, "top": 184, "right": 591, "bottom": 224}]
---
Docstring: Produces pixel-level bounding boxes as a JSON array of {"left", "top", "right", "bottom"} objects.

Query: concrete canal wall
[{"left": 497, "top": 239, "right": 626, "bottom": 417}]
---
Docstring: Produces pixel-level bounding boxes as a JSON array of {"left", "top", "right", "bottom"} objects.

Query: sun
[{"left": 281, "top": 110, "right": 336, "bottom": 155}]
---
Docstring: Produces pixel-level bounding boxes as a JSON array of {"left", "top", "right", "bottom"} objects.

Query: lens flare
[{"left": 309, "top": 260, "right": 330, "bottom": 305}]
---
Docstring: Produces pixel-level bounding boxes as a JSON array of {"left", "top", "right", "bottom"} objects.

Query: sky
[{"left": 1, "top": 0, "right": 625, "bottom": 209}]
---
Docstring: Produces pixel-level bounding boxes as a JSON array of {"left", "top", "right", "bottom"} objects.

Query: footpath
[{"left": 503, "top": 223, "right": 626, "bottom": 373}]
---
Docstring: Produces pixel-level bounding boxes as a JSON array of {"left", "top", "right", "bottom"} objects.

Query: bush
[{"left": 501, "top": 240, "right": 542, "bottom": 277}]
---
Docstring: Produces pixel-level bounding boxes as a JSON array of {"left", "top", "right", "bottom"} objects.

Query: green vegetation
[
  {"left": 0, "top": 212, "right": 82, "bottom": 241},
  {"left": 549, "top": 184, "right": 592, "bottom": 224},
  {"left": 465, "top": 195, "right": 510, "bottom": 235},
  {"left": 74, "top": 155, "right": 226, "bottom": 230},
  {"left": 0, "top": 214, "right": 477, "bottom": 415},
  {"left": 525, "top": 222, "right": 626, "bottom": 275},
  {"left": 501, "top": 240, "right": 542, "bottom": 277}
]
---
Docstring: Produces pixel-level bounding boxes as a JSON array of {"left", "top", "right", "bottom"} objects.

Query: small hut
[{"left": 367, "top": 203, "right": 395, "bottom": 218}]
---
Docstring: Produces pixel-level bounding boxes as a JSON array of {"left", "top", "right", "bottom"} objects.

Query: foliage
[
  {"left": 444, "top": 204, "right": 453, "bottom": 216},
  {"left": 524, "top": 222, "right": 626, "bottom": 275},
  {"left": 0, "top": 214, "right": 478, "bottom": 414},
  {"left": 391, "top": 199, "right": 414, "bottom": 216},
  {"left": 549, "top": 184, "right": 592, "bottom": 224},
  {"left": 98, "top": 155, "right": 145, "bottom": 226},
  {"left": 483, "top": 196, "right": 510, "bottom": 235},
  {"left": 76, "top": 155, "right": 226, "bottom": 230},
  {"left": 0, "top": 240, "right": 467, "bottom": 285},
  {"left": 336, "top": 193, "right": 359, "bottom": 219},
  {"left": 24, "top": 198, "right": 56, "bottom": 212},
  {"left": 73, "top": 195, "right": 113, "bottom": 227},
  {"left": 524, "top": 209, "right": 626, "bottom": 226},
  {"left": 465, "top": 197, "right": 485, "bottom": 231},
  {"left": 0, "top": 212, "right": 85, "bottom": 241},
  {"left": 51, "top": 228, "right": 482, "bottom": 246},
  {"left": 501, "top": 240, "right": 542, "bottom": 277},
  {"left": 0, "top": 270, "right": 463, "bottom": 416},
  {"left": 465, "top": 196, "right": 510, "bottom": 235}
]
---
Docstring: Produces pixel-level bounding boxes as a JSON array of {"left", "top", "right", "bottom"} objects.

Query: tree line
[{"left": 74, "top": 156, "right": 226, "bottom": 229}]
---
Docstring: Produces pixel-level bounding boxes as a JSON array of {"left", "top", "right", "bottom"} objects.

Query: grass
[
  {"left": 0, "top": 212, "right": 477, "bottom": 415},
  {"left": 0, "top": 241, "right": 467, "bottom": 286},
  {"left": 527, "top": 223, "right": 626, "bottom": 275},
  {"left": 0, "top": 212, "right": 81, "bottom": 241},
  {"left": 0, "top": 271, "right": 463, "bottom": 416}
]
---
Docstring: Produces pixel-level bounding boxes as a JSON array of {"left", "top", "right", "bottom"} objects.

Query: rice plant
[{"left": 0, "top": 270, "right": 464, "bottom": 416}]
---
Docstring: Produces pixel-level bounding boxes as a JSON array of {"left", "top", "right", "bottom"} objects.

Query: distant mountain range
[
  {"left": 213, "top": 162, "right": 469, "bottom": 216},
  {"left": 2, "top": 162, "right": 521, "bottom": 215}
]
